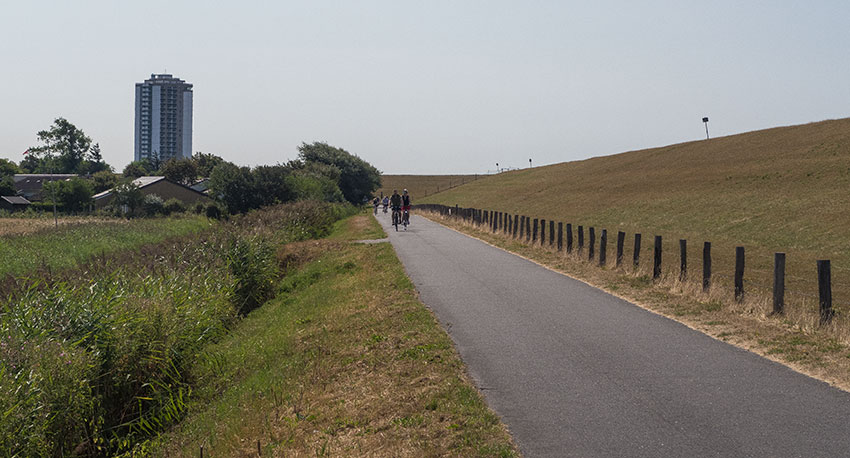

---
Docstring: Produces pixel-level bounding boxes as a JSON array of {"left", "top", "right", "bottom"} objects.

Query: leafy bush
[
  {"left": 205, "top": 202, "right": 222, "bottom": 219},
  {"left": 163, "top": 198, "right": 187, "bottom": 215},
  {"left": 141, "top": 194, "right": 165, "bottom": 216}
]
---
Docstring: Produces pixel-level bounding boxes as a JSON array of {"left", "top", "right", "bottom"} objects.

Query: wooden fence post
[
  {"left": 616, "top": 231, "right": 625, "bottom": 267},
  {"left": 549, "top": 220, "right": 555, "bottom": 246},
  {"left": 533, "top": 219, "right": 538, "bottom": 243},
  {"left": 633, "top": 233, "right": 641, "bottom": 267},
  {"left": 557, "top": 222, "right": 563, "bottom": 251},
  {"left": 513, "top": 214, "right": 519, "bottom": 238},
  {"left": 578, "top": 226, "right": 584, "bottom": 253},
  {"left": 734, "top": 247, "right": 745, "bottom": 302},
  {"left": 703, "top": 242, "right": 711, "bottom": 291},
  {"left": 588, "top": 227, "right": 595, "bottom": 260},
  {"left": 506, "top": 213, "right": 511, "bottom": 234},
  {"left": 773, "top": 253, "right": 785, "bottom": 315},
  {"left": 519, "top": 215, "right": 525, "bottom": 239},
  {"left": 566, "top": 224, "right": 573, "bottom": 253},
  {"left": 818, "top": 260, "right": 833, "bottom": 324},
  {"left": 599, "top": 229, "right": 607, "bottom": 266},
  {"left": 525, "top": 216, "right": 531, "bottom": 242},
  {"left": 540, "top": 219, "right": 546, "bottom": 245},
  {"left": 653, "top": 235, "right": 662, "bottom": 279},
  {"left": 679, "top": 239, "right": 687, "bottom": 281}
]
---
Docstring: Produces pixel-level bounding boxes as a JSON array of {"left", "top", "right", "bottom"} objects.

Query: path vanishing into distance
[{"left": 375, "top": 212, "right": 850, "bottom": 458}]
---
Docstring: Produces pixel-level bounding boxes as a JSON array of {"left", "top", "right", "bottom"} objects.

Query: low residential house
[
  {"left": 0, "top": 196, "right": 32, "bottom": 212},
  {"left": 13, "top": 174, "right": 78, "bottom": 201},
  {"left": 93, "top": 176, "right": 211, "bottom": 209},
  {"left": 189, "top": 178, "right": 210, "bottom": 194}
]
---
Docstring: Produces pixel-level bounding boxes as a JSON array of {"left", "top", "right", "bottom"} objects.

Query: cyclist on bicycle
[
  {"left": 389, "top": 190, "right": 402, "bottom": 219},
  {"left": 382, "top": 196, "right": 389, "bottom": 213},
  {"left": 372, "top": 196, "right": 380, "bottom": 214},
  {"left": 401, "top": 189, "right": 411, "bottom": 225}
]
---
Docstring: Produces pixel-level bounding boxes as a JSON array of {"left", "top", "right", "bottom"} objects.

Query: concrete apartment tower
[{"left": 134, "top": 74, "right": 193, "bottom": 163}]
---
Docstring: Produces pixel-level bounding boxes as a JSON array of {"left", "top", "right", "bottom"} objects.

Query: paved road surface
[{"left": 376, "top": 212, "right": 850, "bottom": 457}]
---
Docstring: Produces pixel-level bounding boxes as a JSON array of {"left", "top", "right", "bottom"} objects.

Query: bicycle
[{"left": 391, "top": 207, "right": 401, "bottom": 231}]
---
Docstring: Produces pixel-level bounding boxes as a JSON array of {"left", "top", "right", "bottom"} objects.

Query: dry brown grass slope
[
  {"left": 421, "top": 117, "right": 850, "bottom": 309},
  {"left": 377, "top": 174, "right": 482, "bottom": 201}
]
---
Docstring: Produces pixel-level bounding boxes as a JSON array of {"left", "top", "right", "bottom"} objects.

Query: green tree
[
  {"left": 28, "top": 118, "right": 93, "bottom": 174},
  {"left": 81, "top": 143, "right": 111, "bottom": 174},
  {"left": 286, "top": 160, "right": 344, "bottom": 202},
  {"left": 111, "top": 181, "right": 144, "bottom": 216},
  {"left": 0, "top": 159, "right": 19, "bottom": 177},
  {"left": 43, "top": 177, "right": 94, "bottom": 212},
  {"left": 0, "top": 177, "right": 14, "bottom": 196},
  {"left": 208, "top": 162, "right": 256, "bottom": 213},
  {"left": 252, "top": 164, "right": 295, "bottom": 206},
  {"left": 90, "top": 170, "right": 119, "bottom": 193},
  {"left": 122, "top": 160, "right": 153, "bottom": 178},
  {"left": 297, "top": 142, "right": 380, "bottom": 204},
  {"left": 160, "top": 158, "right": 198, "bottom": 185},
  {"left": 192, "top": 152, "right": 225, "bottom": 178},
  {"left": 0, "top": 159, "right": 20, "bottom": 196}
]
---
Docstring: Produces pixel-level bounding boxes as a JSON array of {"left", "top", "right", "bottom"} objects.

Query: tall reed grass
[{"left": 0, "top": 201, "right": 353, "bottom": 457}]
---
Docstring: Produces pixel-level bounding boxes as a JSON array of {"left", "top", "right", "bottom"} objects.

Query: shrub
[
  {"left": 163, "top": 198, "right": 187, "bottom": 215},
  {"left": 205, "top": 203, "right": 222, "bottom": 219},
  {"left": 141, "top": 194, "right": 165, "bottom": 216}
]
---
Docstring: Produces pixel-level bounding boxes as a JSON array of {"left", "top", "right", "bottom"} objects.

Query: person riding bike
[
  {"left": 389, "top": 190, "right": 402, "bottom": 226},
  {"left": 372, "top": 196, "right": 380, "bottom": 214},
  {"left": 382, "top": 196, "right": 389, "bottom": 213},
  {"left": 401, "top": 189, "right": 411, "bottom": 226}
]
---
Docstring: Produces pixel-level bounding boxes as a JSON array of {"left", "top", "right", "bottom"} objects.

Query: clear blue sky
[{"left": 1, "top": 1, "right": 848, "bottom": 174}]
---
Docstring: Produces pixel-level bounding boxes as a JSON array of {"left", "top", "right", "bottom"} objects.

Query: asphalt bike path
[{"left": 375, "top": 212, "right": 850, "bottom": 457}]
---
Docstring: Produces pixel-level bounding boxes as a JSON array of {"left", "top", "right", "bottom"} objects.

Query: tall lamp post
[
  {"left": 495, "top": 162, "right": 499, "bottom": 173},
  {"left": 528, "top": 158, "right": 532, "bottom": 168},
  {"left": 702, "top": 117, "right": 710, "bottom": 140}
]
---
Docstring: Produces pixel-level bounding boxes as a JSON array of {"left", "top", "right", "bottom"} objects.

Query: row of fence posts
[{"left": 415, "top": 204, "right": 836, "bottom": 325}]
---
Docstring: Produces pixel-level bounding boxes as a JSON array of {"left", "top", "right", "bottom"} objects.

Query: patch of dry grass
[
  {"left": 0, "top": 216, "right": 124, "bottom": 236},
  {"left": 424, "top": 211, "right": 850, "bottom": 392},
  {"left": 378, "top": 174, "right": 483, "bottom": 200}
]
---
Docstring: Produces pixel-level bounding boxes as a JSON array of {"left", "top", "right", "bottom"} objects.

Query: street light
[
  {"left": 529, "top": 158, "right": 532, "bottom": 168},
  {"left": 495, "top": 162, "right": 499, "bottom": 173},
  {"left": 702, "top": 117, "right": 710, "bottom": 140}
]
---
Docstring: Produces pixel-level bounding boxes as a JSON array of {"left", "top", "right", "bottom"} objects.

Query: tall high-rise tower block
[{"left": 134, "top": 74, "right": 193, "bottom": 162}]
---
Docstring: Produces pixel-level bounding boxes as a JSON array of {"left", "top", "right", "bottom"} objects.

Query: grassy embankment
[
  {"left": 0, "top": 202, "right": 354, "bottom": 457},
  {"left": 378, "top": 174, "right": 481, "bottom": 200},
  {"left": 419, "top": 117, "right": 850, "bottom": 390},
  {"left": 151, "top": 212, "right": 517, "bottom": 457}
]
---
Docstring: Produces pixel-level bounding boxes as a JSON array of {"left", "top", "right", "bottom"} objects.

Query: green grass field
[
  {"left": 421, "top": 117, "right": 850, "bottom": 309},
  {"left": 0, "top": 216, "right": 212, "bottom": 279}
]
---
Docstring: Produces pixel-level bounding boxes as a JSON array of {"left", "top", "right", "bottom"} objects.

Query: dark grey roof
[{"left": 1, "top": 196, "right": 31, "bottom": 205}]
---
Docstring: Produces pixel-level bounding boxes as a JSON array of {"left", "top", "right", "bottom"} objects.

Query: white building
[{"left": 134, "top": 74, "right": 193, "bottom": 163}]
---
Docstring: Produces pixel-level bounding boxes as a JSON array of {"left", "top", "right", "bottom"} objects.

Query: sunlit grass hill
[{"left": 421, "top": 117, "right": 850, "bottom": 307}]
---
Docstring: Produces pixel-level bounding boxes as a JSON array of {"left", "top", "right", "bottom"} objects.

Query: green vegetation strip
[
  {"left": 0, "top": 202, "right": 353, "bottom": 457},
  {"left": 152, "top": 213, "right": 517, "bottom": 457},
  {"left": 0, "top": 216, "right": 211, "bottom": 278}
]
